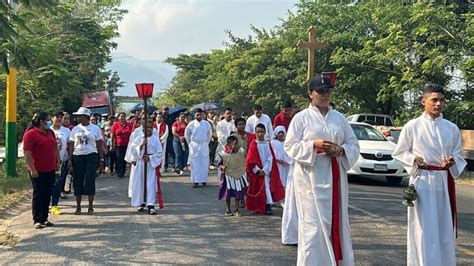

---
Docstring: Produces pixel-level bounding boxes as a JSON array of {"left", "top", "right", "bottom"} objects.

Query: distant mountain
[{"left": 106, "top": 57, "right": 176, "bottom": 96}]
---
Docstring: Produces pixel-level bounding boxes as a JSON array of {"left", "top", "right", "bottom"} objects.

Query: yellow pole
[{"left": 5, "top": 67, "right": 17, "bottom": 177}]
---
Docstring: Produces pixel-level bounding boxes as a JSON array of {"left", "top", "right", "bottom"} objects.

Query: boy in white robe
[
  {"left": 130, "top": 122, "right": 162, "bottom": 215},
  {"left": 392, "top": 84, "right": 466, "bottom": 266},
  {"left": 125, "top": 117, "right": 158, "bottom": 198}
]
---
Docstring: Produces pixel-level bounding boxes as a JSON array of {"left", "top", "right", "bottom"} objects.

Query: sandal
[
  {"left": 87, "top": 208, "right": 94, "bottom": 215},
  {"left": 234, "top": 210, "right": 242, "bottom": 217},
  {"left": 225, "top": 210, "right": 234, "bottom": 216},
  {"left": 74, "top": 208, "right": 81, "bottom": 215}
]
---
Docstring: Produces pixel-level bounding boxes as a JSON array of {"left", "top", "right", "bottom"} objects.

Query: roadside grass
[{"left": 0, "top": 159, "right": 31, "bottom": 211}]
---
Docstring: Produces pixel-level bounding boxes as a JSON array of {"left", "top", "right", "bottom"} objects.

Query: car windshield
[{"left": 350, "top": 124, "right": 386, "bottom": 141}]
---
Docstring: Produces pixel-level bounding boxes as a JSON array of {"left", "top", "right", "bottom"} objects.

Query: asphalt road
[{"left": 1, "top": 171, "right": 473, "bottom": 265}]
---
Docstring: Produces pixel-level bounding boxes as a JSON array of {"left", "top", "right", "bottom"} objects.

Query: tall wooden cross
[{"left": 297, "top": 26, "right": 326, "bottom": 82}]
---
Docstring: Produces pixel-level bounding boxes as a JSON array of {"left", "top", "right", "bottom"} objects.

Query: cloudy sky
[{"left": 113, "top": 0, "right": 298, "bottom": 60}]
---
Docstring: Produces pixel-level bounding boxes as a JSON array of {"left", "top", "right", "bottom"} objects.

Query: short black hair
[
  {"left": 255, "top": 123, "right": 266, "bottom": 132},
  {"left": 254, "top": 104, "right": 263, "bottom": 111},
  {"left": 423, "top": 83, "right": 445, "bottom": 95},
  {"left": 225, "top": 107, "right": 233, "bottom": 113},
  {"left": 241, "top": 112, "right": 249, "bottom": 117},
  {"left": 226, "top": 135, "right": 238, "bottom": 144},
  {"left": 234, "top": 117, "right": 245, "bottom": 126},
  {"left": 54, "top": 111, "right": 64, "bottom": 118},
  {"left": 283, "top": 100, "right": 292, "bottom": 108}
]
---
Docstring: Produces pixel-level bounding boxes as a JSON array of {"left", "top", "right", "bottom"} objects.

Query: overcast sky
[{"left": 114, "top": 0, "right": 299, "bottom": 61}]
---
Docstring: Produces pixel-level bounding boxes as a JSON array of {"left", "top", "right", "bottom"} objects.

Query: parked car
[
  {"left": 346, "top": 113, "right": 395, "bottom": 127},
  {"left": 347, "top": 122, "right": 408, "bottom": 185}
]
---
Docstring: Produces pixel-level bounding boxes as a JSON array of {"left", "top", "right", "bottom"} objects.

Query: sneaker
[
  {"left": 202, "top": 182, "right": 207, "bottom": 186},
  {"left": 179, "top": 170, "right": 184, "bottom": 175},
  {"left": 138, "top": 205, "right": 146, "bottom": 212},
  {"left": 148, "top": 208, "right": 157, "bottom": 215},
  {"left": 60, "top": 193, "right": 68, "bottom": 199},
  {"left": 33, "top": 222, "right": 45, "bottom": 229},
  {"left": 50, "top": 206, "right": 63, "bottom": 215},
  {"left": 42, "top": 221, "right": 54, "bottom": 227},
  {"left": 209, "top": 165, "right": 215, "bottom": 170}
]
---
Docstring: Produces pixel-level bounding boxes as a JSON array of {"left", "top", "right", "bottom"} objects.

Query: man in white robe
[
  {"left": 130, "top": 124, "right": 162, "bottom": 214},
  {"left": 216, "top": 108, "right": 236, "bottom": 155},
  {"left": 245, "top": 104, "right": 273, "bottom": 140},
  {"left": 185, "top": 108, "right": 212, "bottom": 187},
  {"left": 392, "top": 84, "right": 466, "bottom": 266},
  {"left": 284, "top": 75, "right": 359, "bottom": 266},
  {"left": 154, "top": 113, "right": 169, "bottom": 174},
  {"left": 125, "top": 118, "right": 159, "bottom": 198}
]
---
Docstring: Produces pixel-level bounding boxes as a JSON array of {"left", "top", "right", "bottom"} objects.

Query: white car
[{"left": 347, "top": 122, "right": 408, "bottom": 185}]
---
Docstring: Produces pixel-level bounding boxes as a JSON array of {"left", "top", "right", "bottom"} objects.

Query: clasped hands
[
  {"left": 313, "top": 139, "right": 343, "bottom": 158},
  {"left": 414, "top": 156, "right": 454, "bottom": 170}
]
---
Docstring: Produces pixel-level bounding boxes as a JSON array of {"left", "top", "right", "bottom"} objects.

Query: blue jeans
[
  {"left": 173, "top": 138, "right": 188, "bottom": 171},
  {"left": 51, "top": 161, "right": 68, "bottom": 206}
]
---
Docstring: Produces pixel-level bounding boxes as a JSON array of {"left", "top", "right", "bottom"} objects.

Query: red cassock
[{"left": 245, "top": 140, "right": 285, "bottom": 213}]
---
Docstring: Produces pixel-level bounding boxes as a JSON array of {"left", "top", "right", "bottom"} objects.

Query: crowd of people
[{"left": 21, "top": 75, "right": 467, "bottom": 266}]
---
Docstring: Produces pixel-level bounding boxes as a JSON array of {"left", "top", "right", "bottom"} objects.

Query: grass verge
[{"left": 0, "top": 159, "right": 31, "bottom": 211}]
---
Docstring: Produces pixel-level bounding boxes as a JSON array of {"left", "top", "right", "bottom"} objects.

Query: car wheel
[{"left": 386, "top": 176, "right": 403, "bottom": 185}]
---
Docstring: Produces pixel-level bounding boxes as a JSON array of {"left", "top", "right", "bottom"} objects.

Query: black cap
[{"left": 308, "top": 75, "right": 333, "bottom": 91}]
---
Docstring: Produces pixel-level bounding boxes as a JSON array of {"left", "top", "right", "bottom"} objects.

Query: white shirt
[
  {"left": 52, "top": 126, "right": 71, "bottom": 162},
  {"left": 216, "top": 119, "right": 236, "bottom": 148},
  {"left": 245, "top": 113, "right": 273, "bottom": 139},
  {"left": 70, "top": 123, "right": 103, "bottom": 156}
]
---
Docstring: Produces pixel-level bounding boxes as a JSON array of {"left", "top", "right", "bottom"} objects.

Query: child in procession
[{"left": 218, "top": 136, "right": 248, "bottom": 217}]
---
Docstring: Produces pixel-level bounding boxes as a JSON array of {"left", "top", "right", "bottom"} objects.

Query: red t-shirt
[
  {"left": 111, "top": 121, "right": 133, "bottom": 146},
  {"left": 273, "top": 112, "right": 292, "bottom": 131},
  {"left": 23, "top": 127, "right": 58, "bottom": 173},
  {"left": 172, "top": 121, "right": 187, "bottom": 137}
]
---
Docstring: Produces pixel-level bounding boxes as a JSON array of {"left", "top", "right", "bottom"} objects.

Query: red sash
[
  {"left": 155, "top": 167, "right": 164, "bottom": 209},
  {"left": 426, "top": 165, "right": 457, "bottom": 237},
  {"left": 317, "top": 149, "right": 343, "bottom": 261}
]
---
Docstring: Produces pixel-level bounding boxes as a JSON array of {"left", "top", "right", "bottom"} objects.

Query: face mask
[{"left": 46, "top": 120, "right": 52, "bottom": 129}]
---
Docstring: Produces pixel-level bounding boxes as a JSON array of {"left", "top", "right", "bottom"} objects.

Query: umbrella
[
  {"left": 131, "top": 101, "right": 158, "bottom": 113},
  {"left": 191, "top": 102, "right": 222, "bottom": 111},
  {"left": 169, "top": 105, "right": 187, "bottom": 115}
]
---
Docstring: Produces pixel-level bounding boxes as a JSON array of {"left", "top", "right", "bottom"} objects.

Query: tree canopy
[
  {"left": 0, "top": 0, "right": 126, "bottom": 143},
  {"left": 159, "top": 0, "right": 472, "bottom": 128}
]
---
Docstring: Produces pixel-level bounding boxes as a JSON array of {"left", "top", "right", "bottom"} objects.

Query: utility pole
[{"left": 5, "top": 0, "right": 17, "bottom": 178}]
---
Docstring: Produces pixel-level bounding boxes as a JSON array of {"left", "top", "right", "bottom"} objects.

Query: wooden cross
[{"left": 297, "top": 26, "right": 326, "bottom": 82}]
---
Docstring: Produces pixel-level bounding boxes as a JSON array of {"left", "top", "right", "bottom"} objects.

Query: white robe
[
  {"left": 157, "top": 123, "right": 169, "bottom": 173},
  {"left": 284, "top": 105, "right": 359, "bottom": 266},
  {"left": 392, "top": 113, "right": 466, "bottom": 266},
  {"left": 271, "top": 138, "right": 293, "bottom": 187},
  {"left": 282, "top": 164, "right": 298, "bottom": 245},
  {"left": 245, "top": 113, "right": 273, "bottom": 140},
  {"left": 216, "top": 119, "right": 236, "bottom": 156},
  {"left": 185, "top": 119, "right": 212, "bottom": 183},
  {"left": 130, "top": 134, "right": 162, "bottom": 207},
  {"left": 125, "top": 127, "right": 159, "bottom": 197},
  {"left": 252, "top": 141, "right": 274, "bottom": 204}
]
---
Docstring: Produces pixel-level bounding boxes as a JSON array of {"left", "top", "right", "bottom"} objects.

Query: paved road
[{"left": 1, "top": 172, "right": 473, "bottom": 265}]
